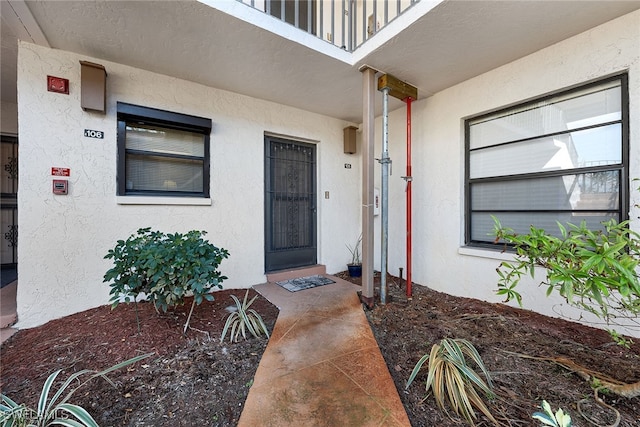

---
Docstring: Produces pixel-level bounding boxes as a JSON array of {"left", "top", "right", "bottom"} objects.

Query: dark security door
[{"left": 265, "top": 136, "right": 317, "bottom": 272}]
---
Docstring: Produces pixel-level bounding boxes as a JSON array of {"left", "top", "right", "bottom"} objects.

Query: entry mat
[{"left": 276, "top": 275, "right": 335, "bottom": 292}]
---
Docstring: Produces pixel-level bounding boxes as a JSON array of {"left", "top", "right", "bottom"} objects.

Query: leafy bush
[
  {"left": 532, "top": 400, "right": 572, "bottom": 427},
  {"left": 104, "top": 228, "right": 230, "bottom": 332},
  {"left": 0, "top": 354, "right": 150, "bottom": 427},
  {"left": 220, "top": 290, "right": 270, "bottom": 343},
  {"left": 405, "top": 338, "right": 497, "bottom": 426},
  {"left": 493, "top": 217, "right": 640, "bottom": 335}
]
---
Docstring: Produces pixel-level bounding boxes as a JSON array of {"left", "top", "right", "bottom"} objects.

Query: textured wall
[
  {"left": 16, "top": 10, "right": 640, "bottom": 336},
  {"left": 380, "top": 10, "right": 640, "bottom": 336},
  {"left": 16, "top": 43, "right": 361, "bottom": 328}
]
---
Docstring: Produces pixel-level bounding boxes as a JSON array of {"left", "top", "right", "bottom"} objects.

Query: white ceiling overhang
[{"left": 3, "top": 0, "right": 640, "bottom": 122}]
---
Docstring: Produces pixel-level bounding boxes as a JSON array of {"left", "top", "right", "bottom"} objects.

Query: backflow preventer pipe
[
  {"left": 405, "top": 97, "right": 413, "bottom": 299},
  {"left": 380, "top": 87, "right": 390, "bottom": 305},
  {"left": 377, "top": 73, "right": 417, "bottom": 304}
]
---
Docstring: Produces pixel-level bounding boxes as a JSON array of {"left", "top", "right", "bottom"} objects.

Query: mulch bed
[{"left": 2, "top": 275, "right": 640, "bottom": 426}]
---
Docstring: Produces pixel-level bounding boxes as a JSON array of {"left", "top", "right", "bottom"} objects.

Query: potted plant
[{"left": 346, "top": 234, "right": 362, "bottom": 277}]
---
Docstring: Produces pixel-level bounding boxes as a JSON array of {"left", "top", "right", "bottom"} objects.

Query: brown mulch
[
  {"left": 2, "top": 275, "right": 640, "bottom": 426},
  {"left": 0, "top": 290, "right": 278, "bottom": 426},
  {"left": 336, "top": 271, "right": 640, "bottom": 427}
]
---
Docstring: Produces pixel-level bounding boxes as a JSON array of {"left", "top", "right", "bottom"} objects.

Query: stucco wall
[
  {"left": 16, "top": 43, "right": 361, "bottom": 328},
  {"left": 379, "top": 10, "right": 640, "bottom": 336},
  {"left": 16, "top": 10, "right": 640, "bottom": 335}
]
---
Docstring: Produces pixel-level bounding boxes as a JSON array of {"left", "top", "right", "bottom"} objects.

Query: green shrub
[
  {"left": 493, "top": 217, "right": 640, "bottom": 335},
  {"left": 406, "top": 338, "right": 497, "bottom": 426},
  {"left": 220, "top": 290, "right": 270, "bottom": 343},
  {"left": 104, "top": 228, "right": 229, "bottom": 332},
  {"left": 0, "top": 354, "right": 150, "bottom": 427}
]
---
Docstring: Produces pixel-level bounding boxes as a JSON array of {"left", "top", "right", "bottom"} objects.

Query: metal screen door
[{"left": 264, "top": 136, "right": 317, "bottom": 272}]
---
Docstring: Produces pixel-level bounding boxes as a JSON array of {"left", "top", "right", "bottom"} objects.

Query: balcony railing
[{"left": 237, "top": 0, "right": 420, "bottom": 51}]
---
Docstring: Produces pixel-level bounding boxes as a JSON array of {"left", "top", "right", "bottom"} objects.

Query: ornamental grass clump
[
  {"left": 220, "top": 290, "right": 270, "bottom": 343},
  {"left": 0, "top": 354, "right": 150, "bottom": 427},
  {"left": 104, "top": 228, "right": 229, "bottom": 333},
  {"left": 406, "top": 338, "right": 498, "bottom": 426}
]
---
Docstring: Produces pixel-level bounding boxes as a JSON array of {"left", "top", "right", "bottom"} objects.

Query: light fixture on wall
[{"left": 343, "top": 126, "right": 358, "bottom": 154}]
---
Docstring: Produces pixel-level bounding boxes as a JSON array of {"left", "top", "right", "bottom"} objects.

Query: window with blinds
[
  {"left": 117, "top": 103, "right": 211, "bottom": 197},
  {"left": 465, "top": 74, "right": 628, "bottom": 247}
]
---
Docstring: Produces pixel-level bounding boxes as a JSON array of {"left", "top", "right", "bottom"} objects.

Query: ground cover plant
[
  {"left": 1, "top": 354, "right": 150, "bottom": 427},
  {"left": 2, "top": 275, "right": 639, "bottom": 426},
  {"left": 104, "top": 228, "right": 229, "bottom": 333},
  {"left": 405, "top": 337, "right": 498, "bottom": 426}
]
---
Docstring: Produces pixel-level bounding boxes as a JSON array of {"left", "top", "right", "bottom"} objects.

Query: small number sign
[{"left": 84, "top": 129, "right": 104, "bottom": 139}]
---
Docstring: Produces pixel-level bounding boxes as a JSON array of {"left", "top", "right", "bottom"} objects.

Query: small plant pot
[{"left": 347, "top": 264, "right": 362, "bottom": 278}]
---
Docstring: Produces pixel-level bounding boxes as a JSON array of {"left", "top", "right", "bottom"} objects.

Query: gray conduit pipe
[{"left": 380, "top": 87, "right": 390, "bottom": 304}]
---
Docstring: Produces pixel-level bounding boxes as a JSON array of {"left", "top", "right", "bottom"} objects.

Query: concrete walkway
[{"left": 239, "top": 271, "right": 410, "bottom": 427}]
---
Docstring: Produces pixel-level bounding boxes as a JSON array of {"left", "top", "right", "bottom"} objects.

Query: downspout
[
  {"left": 405, "top": 97, "right": 413, "bottom": 299},
  {"left": 380, "top": 87, "right": 390, "bottom": 304}
]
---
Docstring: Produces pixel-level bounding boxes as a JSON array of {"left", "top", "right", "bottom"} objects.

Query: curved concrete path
[{"left": 238, "top": 274, "right": 410, "bottom": 427}]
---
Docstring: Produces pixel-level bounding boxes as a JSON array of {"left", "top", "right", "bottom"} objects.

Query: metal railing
[{"left": 237, "top": 0, "right": 420, "bottom": 51}]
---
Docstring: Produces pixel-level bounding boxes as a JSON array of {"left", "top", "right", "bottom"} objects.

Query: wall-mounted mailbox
[
  {"left": 343, "top": 126, "right": 358, "bottom": 154},
  {"left": 53, "top": 180, "right": 68, "bottom": 195},
  {"left": 80, "top": 61, "right": 106, "bottom": 113}
]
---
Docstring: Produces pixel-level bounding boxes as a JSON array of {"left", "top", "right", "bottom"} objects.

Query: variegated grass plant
[
  {"left": 533, "top": 400, "right": 572, "bottom": 427},
  {"left": 0, "top": 353, "right": 151, "bottom": 427},
  {"left": 220, "top": 290, "right": 270, "bottom": 343},
  {"left": 406, "top": 338, "right": 498, "bottom": 426}
]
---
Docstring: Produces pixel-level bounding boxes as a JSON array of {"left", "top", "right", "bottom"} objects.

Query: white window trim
[{"left": 116, "top": 196, "right": 212, "bottom": 206}]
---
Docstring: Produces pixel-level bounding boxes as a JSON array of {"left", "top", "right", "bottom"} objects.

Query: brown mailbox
[{"left": 80, "top": 61, "right": 106, "bottom": 113}]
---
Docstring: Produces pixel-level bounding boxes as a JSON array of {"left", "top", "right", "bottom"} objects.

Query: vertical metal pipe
[
  {"left": 360, "top": 67, "right": 376, "bottom": 307},
  {"left": 384, "top": 0, "right": 388, "bottom": 25},
  {"left": 362, "top": 0, "right": 366, "bottom": 45},
  {"left": 308, "top": 0, "right": 312, "bottom": 34},
  {"left": 319, "top": 0, "right": 323, "bottom": 38},
  {"left": 406, "top": 97, "right": 413, "bottom": 299},
  {"left": 331, "top": 0, "right": 335, "bottom": 45},
  {"left": 372, "top": 0, "right": 377, "bottom": 36},
  {"left": 340, "top": 0, "right": 347, "bottom": 46},
  {"left": 349, "top": 0, "right": 354, "bottom": 51},
  {"left": 380, "top": 87, "right": 390, "bottom": 305}
]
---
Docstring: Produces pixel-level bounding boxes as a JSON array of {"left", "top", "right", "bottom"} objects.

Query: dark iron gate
[
  {"left": 1, "top": 135, "right": 18, "bottom": 267},
  {"left": 264, "top": 136, "right": 317, "bottom": 272}
]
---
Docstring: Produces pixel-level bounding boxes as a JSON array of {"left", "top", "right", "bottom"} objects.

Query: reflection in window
[{"left": 465, "top": 75, "right": 627, "bottom": 246}]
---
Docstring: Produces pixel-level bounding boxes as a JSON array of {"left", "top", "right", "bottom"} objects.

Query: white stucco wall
[
  {"left": 379, "top": 10, "right": 640, "bottom": 336},
  {"left": 16, "top": 43, "right": 361, "bottom": 328},
  {"left": 16, "top": 10, "right": 640, "bottom": 336}
]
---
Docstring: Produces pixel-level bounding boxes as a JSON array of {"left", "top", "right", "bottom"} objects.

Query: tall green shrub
[
  {"left": 493, "top": 217, "right": 640, "bottom": 337},
  {"left": 104, "top": 228, "right": 229, "bottom": 332}
]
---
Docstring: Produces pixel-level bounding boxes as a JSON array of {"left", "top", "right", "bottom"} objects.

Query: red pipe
[{"left": 406, "top": 97, "right": 413, "bottom": 299}]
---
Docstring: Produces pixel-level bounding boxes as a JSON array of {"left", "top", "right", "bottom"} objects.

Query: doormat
[{"left": 275, "top": 275, "right": 335, "bottom": 292}]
